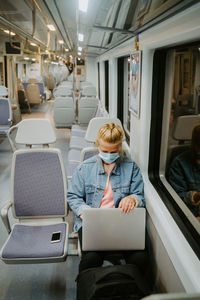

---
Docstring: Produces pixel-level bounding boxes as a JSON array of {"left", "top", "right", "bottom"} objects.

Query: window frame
[{"left": 148, "top": 49, "right": 200, "bottom": 259}]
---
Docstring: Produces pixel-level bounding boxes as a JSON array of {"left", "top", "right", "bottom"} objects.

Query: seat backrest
[
  {"left": 54, "top": 87, "right": 72, "bottom": 97},
  {"left": 12, "top": 148, "right": 67, "bottom": 218},
  {"left": 47, "top": 73, "right": 55, "bottom": 90},
  {"left": 54, "top": 97, "right": 74, "bottom": 108},
  {"left": 81, "top": 86, "right": 96, "bottom": 97},
  {"left": 80, "top": 147, "right": 99, "bottom": 162},
  {"left": 15, "top": 118, "right": 56, "bottom": 146},
  {"left": 0, "top": 98, "right": 12, "bottom": 126},
  {"left": 28, "top": 78, "right": 37, "bottom": 84},
  {"left": 85, "top": 117, "right": 124, "bottom": 142},
  {"left": 78, "top": 97, "right": 99, "bottom": 125},
  {"left": 26, "top": 83, "right": 41, "bottom": 104},
  {"left": 0, "top": 85, "right": 8, "bottom": 97},
  {"left": 172, "top": 114, "right": 200, "bottom": 141},
  {"left": 166, "top": 114, "right": 200, "bottom": 177}
]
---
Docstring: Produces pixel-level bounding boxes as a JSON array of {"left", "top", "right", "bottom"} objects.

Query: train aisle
[{"left": 0, "top": 100, "right": 79, "bottom": 300}]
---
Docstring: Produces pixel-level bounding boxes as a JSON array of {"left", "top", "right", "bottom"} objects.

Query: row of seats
[
  {"left": 53, "top": 80, "right": 99, "bottom": 128},
  {"left": 0, "top": 119, "right": 69, "bottom": 264}
]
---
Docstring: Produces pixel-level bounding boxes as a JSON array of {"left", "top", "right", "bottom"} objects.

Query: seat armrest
[
  {"left": 7, "top": 125, "right": 18, "bottom": 152},
  {"left": 1, "top": 201, "right": 12, "bottom": 233}
]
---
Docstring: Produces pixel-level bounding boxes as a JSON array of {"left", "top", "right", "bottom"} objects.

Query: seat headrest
[
  {"left": 173, "top": 115, "right": 200, "bottom": 140},
  {"left": 15, "top": 119, "right": 56, "bottom": 145},
  {"left": 85, "top": 117, "right": 125, "bottom": 142}
]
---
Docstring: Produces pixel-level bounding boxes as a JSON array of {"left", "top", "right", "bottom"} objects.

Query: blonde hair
[{"left": 96, "top": 122, "right": 124, "bottom": 146}]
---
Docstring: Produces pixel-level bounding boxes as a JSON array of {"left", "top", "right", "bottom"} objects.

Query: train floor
[{"left": 0, "top": 100, "right": 79, "bottom": 300}]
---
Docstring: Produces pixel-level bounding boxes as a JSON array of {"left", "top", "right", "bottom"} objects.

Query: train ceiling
[{"left": 0, "top": 0, "right": 197, "bottom": 58}]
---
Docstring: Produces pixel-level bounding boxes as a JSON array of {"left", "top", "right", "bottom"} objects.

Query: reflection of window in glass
[{"left": 162, "top": 45, "right": 200, "bottom": 228}]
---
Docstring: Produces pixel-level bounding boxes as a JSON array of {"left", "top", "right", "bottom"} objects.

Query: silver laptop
[{"left": 82, "top": 208, "right": 146, "bottom": 251}]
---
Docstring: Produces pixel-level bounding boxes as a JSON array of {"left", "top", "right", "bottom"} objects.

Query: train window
[
  {"left": 97, "top": 62, "right": 100, "bottom": 99},
  {"left": 104, "top": 60, "right": 109, "bottom": 113},
  {"left": 149, "top": 44, "right": 200, "bottom": 258},
  {"left": 117, "top": 56, "right": 130, "bottom": 144}
]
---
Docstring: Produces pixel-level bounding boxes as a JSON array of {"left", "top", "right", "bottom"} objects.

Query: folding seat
[
  {"left": 8, "top": 118, "right": 56, "bottom": 151},
  {"left": 53, "top": 97, "right": 75, "bottom": 128},
  {"left": 0, "top": 98, "right": 14, "bottom": 151},
  {"left": 26, "top": 83, "right": 41, "bottom": 105},
  {"left": 0, "top": 148, "right": 69, "bottom": 263},
  {"left": 80, "top": 86, "right": 97, "bottom": 98}
]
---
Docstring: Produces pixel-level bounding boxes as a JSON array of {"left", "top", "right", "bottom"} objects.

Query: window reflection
[{"left": 166, "top": 45, "right": 200, "bottom": 223}]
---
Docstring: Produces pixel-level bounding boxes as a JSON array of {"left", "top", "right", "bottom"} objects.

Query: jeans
[{"left": 78, "top": 228, "right": 148, "bottom": 273}]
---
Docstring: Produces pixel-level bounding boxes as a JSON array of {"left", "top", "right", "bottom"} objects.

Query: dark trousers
[{"left": 78, "top": 228, "right": 148, "bottom": 273}]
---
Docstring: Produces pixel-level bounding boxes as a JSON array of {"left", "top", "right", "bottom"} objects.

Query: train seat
[
  {"left": 78, "top": 97, "right": 99, "bottom": 126},
  {"left": 0, "top": 148, "right": 69, "bottom": 264},
  {"left": 47, "top": 73, "right": 55, "bottom": 91},
  {"left": 8, "top": 118, "right": 56, "bottom": 151},
  {"left": 0, "top": 98, "right": 14, "bottom": 151},
  {"left": 67, "top": 147, "right": 99, "bottom": 181},
  {"left": 28, "top": 78, "right": 37, "bottom": 83},
  {"left": 166, "top": 114, "right": 200, "bottom": 177},
  {"left": 0, "top": 85, "right": 8, "bottom": 97},
  {"left": 85, "top": 117, "right": 124, "bottom": 143},
  {"left": 60, "top": 81, "right": 73, "bottom": 88},
  {"left": 53, "top": 87, "right": 73, "bottom": 98},
  {"left": 68, "top": 117, "right": 123, "bottom": 165},
  {"left": 26, "top": 83, "right": 41, "bottom": 105},
  {"left": 69, "top": 136, "right": 93, "bottom": 150},
  {"left": 80, "top": 86, "right": 97, "bottom": 98},
  {"left": 53, "top": 97, "right": 75, "bottom": 128}
]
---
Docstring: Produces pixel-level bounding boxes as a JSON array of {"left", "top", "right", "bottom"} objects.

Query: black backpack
[{"left": 76, "top": 264, "right": 151, "bottom": 300}]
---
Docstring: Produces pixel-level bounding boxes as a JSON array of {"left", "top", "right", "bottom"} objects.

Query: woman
[
  {"left": 168, "top": 123, "right": 200, "bottom": 219},
  {"left": 67, "top": 123, "right": 145, "bottom": 271}
]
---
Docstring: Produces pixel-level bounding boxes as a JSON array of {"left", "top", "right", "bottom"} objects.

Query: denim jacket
[
  {"left": 168, "top": 150, "right": 200, "bottom": 216},
  {"left": 67, "top": 155, "right": 145, "bottom": 232}
]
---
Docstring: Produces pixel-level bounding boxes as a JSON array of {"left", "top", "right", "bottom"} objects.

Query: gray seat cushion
[{"left": 2, "top": 223, "right": 67, "bottom": 259}]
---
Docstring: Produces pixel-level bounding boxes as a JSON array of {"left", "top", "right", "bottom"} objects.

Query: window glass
[{"left": 163, "top": 45, "right": 200, "bottom": 229}]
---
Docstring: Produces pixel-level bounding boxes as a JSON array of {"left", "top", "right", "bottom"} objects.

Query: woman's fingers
[{"left": 120, "top": 197, "right": 136, "bottom": 213}]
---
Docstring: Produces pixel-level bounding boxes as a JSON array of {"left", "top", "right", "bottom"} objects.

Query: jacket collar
[{"left": 97, "top": 155, "right": 120, "bottom": 175}]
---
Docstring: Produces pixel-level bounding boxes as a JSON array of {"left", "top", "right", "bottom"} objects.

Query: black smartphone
[{"left": 51, "top": 231, "right": 61, "bottom": 243}]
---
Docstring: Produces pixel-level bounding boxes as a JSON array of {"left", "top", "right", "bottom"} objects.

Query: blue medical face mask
[{"left": 99, "top": 152, "right": 120, "bottom": 164}]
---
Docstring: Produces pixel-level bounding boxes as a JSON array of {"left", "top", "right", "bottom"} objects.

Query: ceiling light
[
  {"left": 47, "top": 24, "right": 56, "bottom": 31},
  {"left": 59, "top": 40, "right": 64, "bottom": 44},
  {"left": 30, "top": 42, "right": 37, "bottom": 46},
  {"left": 78, "top": 33, "right": 84, "bottom": 41},
  {"left": 32, "top": 58, "right": 36, "bottom": 61},
  {"left": 65, "top": 48, "right": 69, "bottom": 52},
  {"left": 79, "top": 0, "right": 88, "bottom": 12},
  {"left": 4, "top": 30, "right": 16, "bottom": 36},
  {"left": 78, "top": 52, "right": 81, "bottom": 56},
  {"left": 24, "top": 57, "right": 29, "bottom": 60},
  {"left": 45, "top": 50, "right": 49, "bottom": 53},
  {"left": 78, "top": 46, "right": 82, "bottom": 51}
]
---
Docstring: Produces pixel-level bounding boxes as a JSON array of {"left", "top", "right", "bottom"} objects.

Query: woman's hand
[{"left": 119, "top": 196, "right": 138, "bottom": 213}]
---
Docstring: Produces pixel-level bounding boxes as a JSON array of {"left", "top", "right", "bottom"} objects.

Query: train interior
[{"left": 0, "top": 0, "right": 200, "bottom": 299}]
